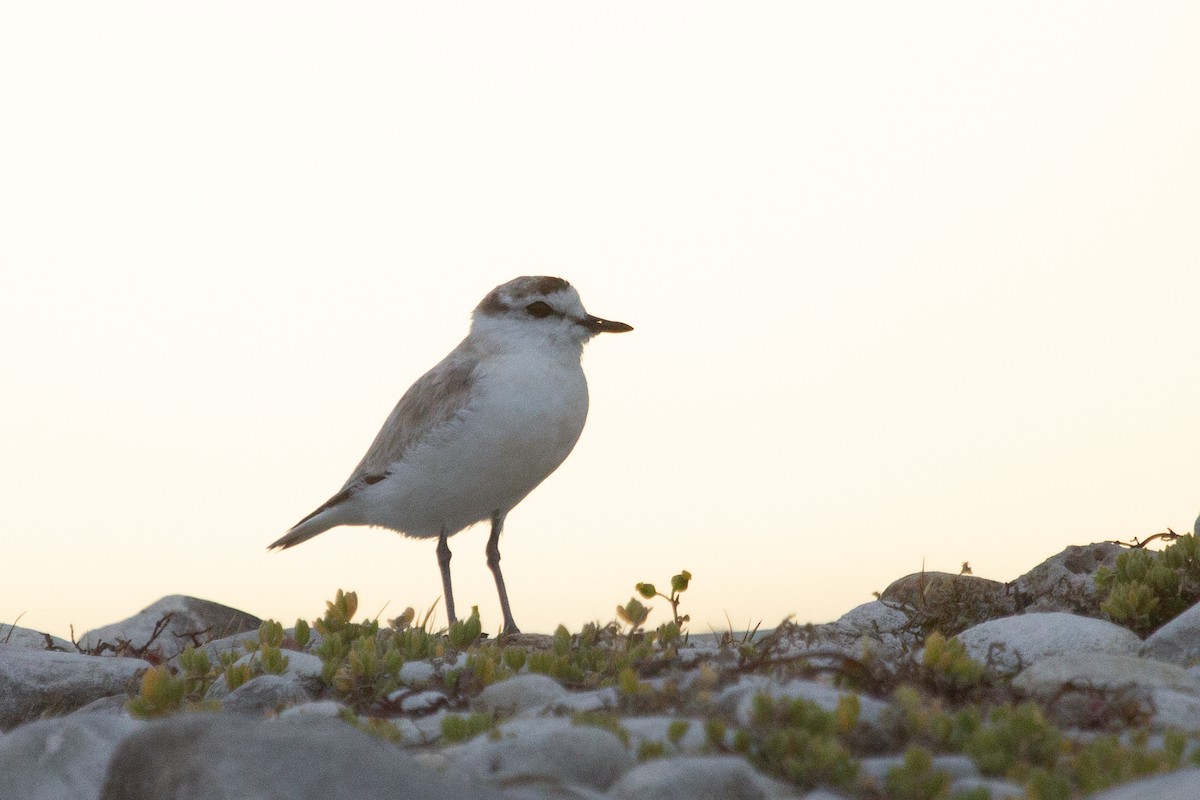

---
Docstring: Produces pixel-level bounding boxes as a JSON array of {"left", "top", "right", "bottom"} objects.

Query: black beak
[{"left": 580, "top": 314, "right": 634, "bottom": 334}]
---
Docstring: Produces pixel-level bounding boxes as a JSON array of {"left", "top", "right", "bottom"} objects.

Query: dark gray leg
[
  {"left": 486, "top": 511, "right": 520, "bottom": 634},
  {"left": 436, "top": 528, "right": 457, "bottom": 625}
]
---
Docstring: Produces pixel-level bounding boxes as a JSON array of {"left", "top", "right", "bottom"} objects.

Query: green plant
[
  {"left": 1097, "top": 534, "right": 1200, "bottom": 635},
  {"left": 740, "top": 694, "right": 860, "bottom": 790}
]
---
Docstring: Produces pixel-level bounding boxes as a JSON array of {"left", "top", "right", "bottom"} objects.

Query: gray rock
[
  {"left": 278, "top": 699, "right": 347, "bottom": 719},
  {"left": 0, "top": 712, "right": 143, "bottom": 800},
  {"left": 1085, "top": 768, "right": 1200, "bottom": 800},
  {"left": 0, "top": 648, "right": 149, "bottom": 731},
  {"left": 0, "top": 624, "right": 74, "bottom": 651},
  {"left": 448, "top": 717, "right": 634, "bottom": 791},
  {"left": 729, "top": 679, "right": 894, "bottom": 749},
  {"left": 607, "top": 755, "right": 796, "bottom": 799},
  {"left": 473, "top": 672, "right": 568, "bottom": 715},
  {"left": 98, "top": 712, "right": 504, "bottom": 800},
  {"left": 400, "top": 659, "right": 437, "bottom": 686},
  {"left": 1013, "top": 653, "right": 1200, "bottom": 698},
  {"left": 549, "top": 687, "right": 619, "bottom": 714},
  {"left": 949, "top": 777, "right": 1025, "bottom": 799},
  {"left": 956, "top": 612, "right": 1141, "bottom": 674},
  {"left": 205, "top": 650, "right": 324, "bottom": 700},
  {"left": 221, "top": 674, "right": 316, "bottom": 714},
  {"left": 1010, "top": 542, "right": 1123, "bottom": 617},
  {"left": 398, "top": 690, "right": 449, "bottom": 714},
  {"left": 880, "top": 572, "right": 1015, "bottom": 635},
  {"left": 1014, "top": 653, "right": 1200, "bottom": 729},
  {"left": 619, "top": 716, "right": 711, "bottom": 756},
  {"left": 78, "top": 596, "right": 261, "bottom": 660},
  {"left": 858, "top": 754, "right": 979, "bottom": 784},
  {"left": 1142, "top": 601, "right": 1200, "bottom": 666},
  {"left": 1148, "top": 688, "right": 1200, "bottom": 732}
]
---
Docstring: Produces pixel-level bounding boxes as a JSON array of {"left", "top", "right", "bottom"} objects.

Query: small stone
[
  {"left": 608, "top": 755, "right": 796, "bottom": 800},
  {"left": 547, "top": 686, "right": 618, "bottom": 714},
  {"left": 399, "top": 660, "right": 437, "bottom": 686},
  {"left": 399, "top": 690, "right": 448, "bottom": 714},
  {"left": 221, "top": 674, "right": 316, "bottom": 715},
  {"left": 472, "top": 673, "right": 567, "bottom": 715},
  {"left": 446, "top": 717, "right": 633, "bottom": 791},
  {"left": 620, "top": 716, "right": 710, "bottom": 756}
]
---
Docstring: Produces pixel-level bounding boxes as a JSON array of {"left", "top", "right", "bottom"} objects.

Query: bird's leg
[
  {"left": 486, "top": 511, "right": 520, "bottom": 635},
  {"left": 436, "top": 527, "right": 457, "bottom": 625}
]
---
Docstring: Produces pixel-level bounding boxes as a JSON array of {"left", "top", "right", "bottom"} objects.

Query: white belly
[{"left": 360, "top": 352, "right": 589, "bottom": 537}]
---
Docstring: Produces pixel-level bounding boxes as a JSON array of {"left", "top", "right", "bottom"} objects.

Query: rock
[
  {"left": 0, "top": 624, "right": 74, "bottom": 651},
  {"left": 278, "top": 700, "right": 347, "bottom": 719},
  {"left": 472, "top": 673, "right": 568, "bottom": 715},
  {"left": 399, "top": 659, "right": 437, "bottom": 686},
  {"left": 221, "top": 674, "right": 317, "bottom": 715},
  {"left": 446, "top": 717, "right": 634, "bottom": 791},
  {"left": 620, "top": 716, "right": 711, "bottom": 756},
  {"left": 1085, "top": 768, "right": 1200, "bottom": 799},
  {"left": 1013, "top": 653, "right": 1200, "bottom": 729},
  {"left": 1010, "top": 543, "right": 1123, "bottom": 617},
  {"left": 98, "top": 713, "right": 505, "bottom": 800},
  {"left": 0, "top": 648, "right": 149, "bottom": 731},
  {"left": 78, "top": 596, "right": 261, "bottom": 660},
  {"left": 1142, "top": 601, "right": 1200, "bottom": 666},
  {"left": 880, "top": 573, "right": 1015, "bottom": 635},
  {"left": 858, "top": 753, "right": 979, "bottom": 784},
  {"left": 548, "top": 686, "right": 618, "bottom": 714},
  {"left": 607, "top": 755, "right": 796, "bottom": 799},
  {"left": 956, "top": 612, "right": 1141, "bottom": 674},
  {"left": 1014, "top": 653, "right": 1200, "bottom": 698},
  {"left": 0, "top": 712, "right": 143, "bottom": 800},
  {"left": 397, "top": 690, "right": 449, "bottom": 714},
  {"left": 205, "top": 650, "right": 324, "bottom": 701},
  {"left": 949, "top": 777, "right": 1025, "bottom": 799},
  {"left": 726, "top": 678, "right": 894, "bottom": 750}
]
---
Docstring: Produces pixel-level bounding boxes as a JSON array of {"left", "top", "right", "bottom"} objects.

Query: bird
[{"left": 269, "top": 276, "right": 632, "bottom": 634}]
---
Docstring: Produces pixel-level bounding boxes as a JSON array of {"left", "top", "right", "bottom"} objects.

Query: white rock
[
  {"left": 607, "top": 755, "right": 797, "bottom": 800},
  {"left": 0, "top": 712, "right": 143, "bottom": 800},
  {"left": 99, "top": 713, "right": 504, "bottom": 800},
  {"left": 278, "top": 700, "right": 346, "bottom": 719},
  {"left": 205, "top": 650, "right": 324, "bottom": 700},
  {"left": 399, "top": 690, "right": 448, "bottom": 714},
  {"left": 1013, "top": 653, "right": 1200, "bottom": 699},
  {"left": 549, "top": 687, "right": 618, "bottom": 714},
  {"left": 77, "top": 596, "right": 260, "bottom": 660},
  {"left": 619, "top": 716, "right": 710, "bottom": 756},
  {"left": 0, "top": 624, "right": 74, "bottom": 651},
  {"left": 1085, "top": 767, "right": 1200, "bottom": 800},
  {"left": 447, "top": 717, "right": 634, "bottom": 791},
  {"left": 1142, "top": 601, "right": 1200, "bottom": 666},
  {"left": 956, "top": 612, "right": 1141, "bottom": 673},
  {"left": 0, "top": 648, "right": 149, "bottom": 731},
  {"left": 950, "top": 777, "right": 1025, "bottom": 799},
  {"left": 1148, "top": 688, "right": 1200, "bottom": 732},
  {"left": 473, "top": 673, "right": 568, "bottom": 715},
  {"left": 221, "top": 674, "right": 316, "bottom": 714},
  {"left": 399, "top": 659, "right": 437, "bottom": 686}
]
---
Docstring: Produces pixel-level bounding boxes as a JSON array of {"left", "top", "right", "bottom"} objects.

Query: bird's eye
[{"left": 525, "top": 301, "right": 555, "bottom": 319}]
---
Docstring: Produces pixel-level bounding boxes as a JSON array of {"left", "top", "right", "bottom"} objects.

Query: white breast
[{"left": 363, "top": 348, "right": 590, "bottom": 538}]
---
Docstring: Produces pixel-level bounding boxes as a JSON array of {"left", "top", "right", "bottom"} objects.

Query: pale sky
[{"left": 2, "top": 3, "right": 1198, "bottom": 640}]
